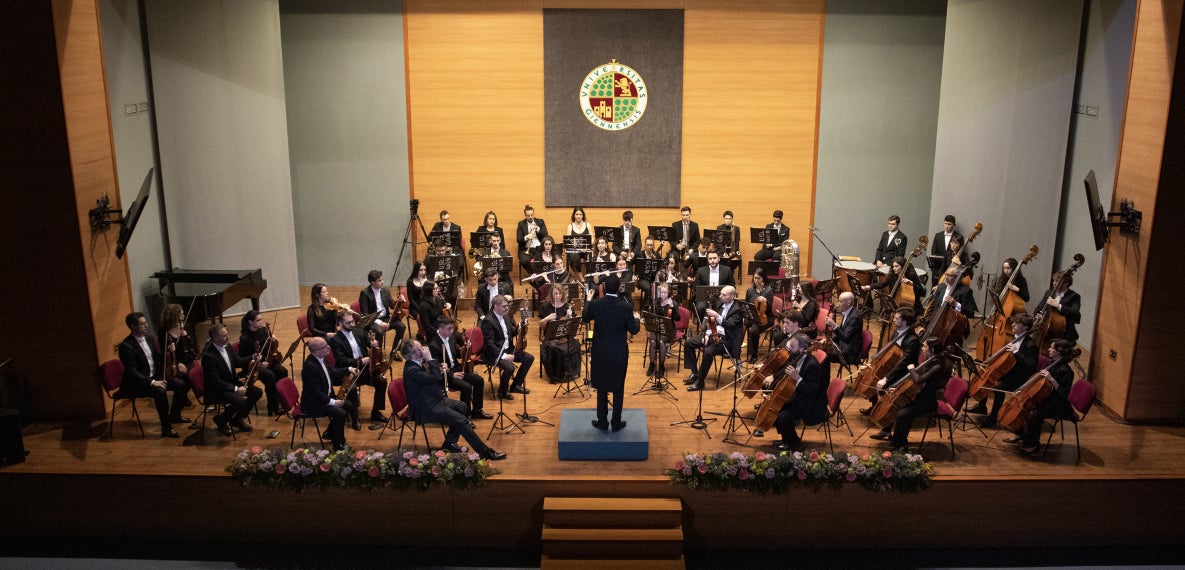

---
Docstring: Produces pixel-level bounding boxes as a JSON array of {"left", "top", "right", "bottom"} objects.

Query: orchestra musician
[
  {"left": 480, "top": 294, "right": 535, "bottom": 400},
  {"left": 862, "top": 256, "right": 926, "bottom": 315},
  {"left": 930, "top": 214, "right": 962, "bottom": 275},
  {"left": 515, "top": 204, "right": 548, "bottom": 276},
  {"left": 615, "top": 257, "right": 634, "bottom": 284},
  {"left": 427, "top": 239, "right": 461, "bottom": 307},
  {"left": 417, "top": 281, "right": 451, "bottom": 331},
  {"left": 671, "top": 206, "right": 701, "bottom": 271},
  {"left": 406, "top": 261, "right": 429, "bottom": 324},
  {"left": 401, "top": 340, "right": 506, "bottom": 460},
  {"left": 481, "top": 234, "right": 513, "bottom": 286},
  {"left": 691, "top": 250, "right": 736, "bottom": 316},
  {"left": 874, "top": 215, "right": 908, "bottom": 268},
  {"left": 926, "top": 266, "right": 978, "bottom": 319},
  {"left": 1008, "top": 339, "right": 1077, "bottom": 456},
  {"left": 992, "top": 257, "right": 1031, "bottom": 304},
  {"left": 716, "top": 210, "right": 742, "bottom": 275},
  {"left": 300, "top": 337, "right": 356, "bottom": 451},
  {"left": 475, "top": 210, "right": 506, "bottom": 247},
  {"left": 156, "top": 304, "right": 194, "bottom": 424},
  {"left": 583, "top": 275, "right": 641, "bottom": 431},
  {"left": 358, "top": 269, "right": 407, "bottom": 343},
  {"left": 616, "top": 210, "right": 642, "bottom": 261},
  {"left": 646, "top": 282, "right": 686, "bottom": 379},
  {"left": 201, "top": 323, "right": 263, "bottom": 437},
  {"left": 765, "top": 332, "right": 828, "bottom": 451},
  {"left": 684, "top": 285, "right": 743, "bottom": 392},
  {"left": 754, "top": 210, "right": 790, "bottom": 262},
  {"left": 427, "top": 316, "right": 491, "bottom": 419},
  {"left": 328, "top": 312, "right": 389, "bottom": 429},
  {"left": 538, "top": 283, "right": 582, "bottom": 383},
  {"left": 940, "top": 233, "right": 971, "bottom": 279},
  {"left": 430, "top": 210, "right": 463, "bottom": 255},
  {"left": 826, "top": 292, "right": 863, "bottom": 371},
  {"left": 476, "top": 267, "right": 514, "bottom": 321},
  {"left": 635, "top": 236, "right": 662, "bottom": 303},
  {"left": 565, "top": 207, "right": 591, "bottom": 273},
  {"left": 117, "top": 312, "right": 180, "bottom": 438},
  {"left": 793, "top": 281, "right": 820, "bottom": 339},
  {"left": 584, "top": 237, "right": 618, "bottom": 299},
  {"left": 745, "top": 268, "right": 776, "bottom": 363},
  {"left": 307, "top": 283, "right": 343, "bottom": 339},
  {"left": 1035, "top": 271, "right": 1082, "bottom": 342},
  {"left": 860, "top": 307, "right": 921, "bottom": 417},
  {"left": 869, "top": 337, "right": 953, "bottom": 449},
  {"left": 973, "top": 313, "right": 1040, "bottom": 427},
  {"left": 238, "top": 309, "right": 287, "bottom": 417}
]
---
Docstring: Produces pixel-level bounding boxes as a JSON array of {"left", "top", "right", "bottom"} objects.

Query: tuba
[{"left": 781, "top": 239, "right": 799, "bottom": 302}]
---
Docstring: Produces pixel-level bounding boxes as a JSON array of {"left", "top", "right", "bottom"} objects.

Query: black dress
[{"left": 538, "top": 301, "right": 581, "bottom": 382}]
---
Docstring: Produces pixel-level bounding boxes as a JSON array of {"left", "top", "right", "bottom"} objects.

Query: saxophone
[{"left": 781, "top": 239, "right": 799, "bottom": 303}]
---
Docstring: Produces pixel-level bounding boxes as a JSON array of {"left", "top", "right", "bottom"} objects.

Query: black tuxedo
[
  {"left": 428, "top": 331, "right": 485, "bottom": 414},
  {"left": 329, "top": 328, "right": 387, "bottom": 420},
  {"left": 831, "top": 305, "right": 863, "bottom": 367},
  {"left": 715, "top": 224, "right": 741, "bottom": 254},
  {"left": 875, "top": 231, "right": 908, "bottom": 266},
  {"left": 684, "top": 299, "right": 745, "bottom": 386},
  {"left": 890, "top": 357, "right": 951, "bottom": 448},
  {"left": 614, "top": 224, "right": 643, "bottom": 259},
  {"left": 692, "top": 265, "right": 735, "bottom": 316},
  {"left": 516, "top": 218, "right": 549, "bottom": 262},
  {"left": 480, "top": 311, "right": 534, "bottom": 395},
  {"left": 117, "top": 334, "right": 172, "bottom": 431},
  {"left": 671, "top": 220, "right": 700, "bottom": 256},
  {"left": 475, "top": 281, "right": 514, "bottom": 321},
  {"left": 201, "top": 342, "right": 261, "bottom": 424},
  {"left": 1036, "top": 288, "right": 1082, "bottom": 342},
  {"left": 882, "top": 328, "right": 921, "bottom": 389},
  {"left": 358, "top": 285, "right": 407, "bottom": 341},
  {"left": 775, "top": 352, "right": 829, "bottom": 444},
  {"left": 754, "top": 222, "right": 791, "bottom": 261},
  {"left": 929, "top": 281, "right": 977, "bottom": 319},
  {"left": 583, "top": 293, "right": 640, "bottom": 425},
  {"left": 299, "top": 354, "right": 354, "bottom": 450},
  {"left": 988, "top": 333, "right": 1040, "bottom": 419},
  {"left": 403, "top": 359, "right": 493, "bottom": 454}
]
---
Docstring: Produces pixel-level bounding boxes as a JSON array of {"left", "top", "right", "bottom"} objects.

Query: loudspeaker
[{"left": 0, "top": 408, "right": 25, "bottom": 465}]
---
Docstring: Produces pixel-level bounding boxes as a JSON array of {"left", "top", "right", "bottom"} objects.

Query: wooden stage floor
[{"left": 6, "top": 286, "right": 1185, "bottom": 483}]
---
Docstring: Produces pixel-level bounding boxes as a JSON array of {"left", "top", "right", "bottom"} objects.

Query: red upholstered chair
[
  {"left": 920, "top": 376, "right": 970, "bottom": 457},
  {"left": 814, "top": 307, "right": 830, "bottom": 336},
  {"left": 350, "top": 301, "right": 362, "bottom": 316},
  {"left": 813, "top": 378, "right": 852, "bottom": 453},
  {"left": 762, "top": 296, "right": 786, "bottom": 354},
  {"left": 812, "top": 349, "right": 827, "bottom": 366},
  {"left": 188, "top": 363, "right": 234, "bottom": 443},
  {"left": 97, "top": 359, "right": 145, "bottom": 440},
  {"left": 276, "top": 376, "right": 324, "bottom": 449},
  {"left": 673, "top": 306, "right": 691, "bottom": 373},
  {"left": 296, "top": 314, "right": 311, "bottom": 361},
  {"left": 1042, "top": 378, "right": 1096, "bottom": 462}
]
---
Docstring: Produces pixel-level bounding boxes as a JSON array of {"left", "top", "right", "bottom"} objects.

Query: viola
[
  {"left": 755, "top": 296, "right": 768, "bottom": 327},
  {"left": 163, "top": 335, "right": 178, "bottom": 380},
  {"left": 754, "top": 363, "right": 800, "bottom": 431},
  {"left": 264, "top": 323, "right": 284, "bottom": 367},
  {"left": 391, "top": 285, "right": 407, "bottom": 320},
  {"left": 742, "top": 346, "right": 791, "bottom": 399},
  {"left": 367, "top": 330, "right": 387, "bottom": 378}
]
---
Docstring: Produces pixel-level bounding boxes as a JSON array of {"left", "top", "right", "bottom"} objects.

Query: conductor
[{"left": 582, "top": 275, "right": 640, "bottom": 431}]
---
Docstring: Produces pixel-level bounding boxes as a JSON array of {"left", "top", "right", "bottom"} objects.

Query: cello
[
  {"left": 977, "top": 246, "right": 1038, "bottom": 357},
  {"left": 741, "top": 345, "right": 791, "bottom": 399},
  {"left": 754, "top": 364, "right": 800, "bottom": 432},
  {"left": 1033, "top": 254, "right": 1085, "bottom": 348},
  {"left": 852, "top": 333, "right": 903, "bottom": 400},
  {"left": 997, "top": 347, "right": 1080, "bottom": 433},
  {"left": 868, "top": 350, "right": 943, "bottom": 430}
]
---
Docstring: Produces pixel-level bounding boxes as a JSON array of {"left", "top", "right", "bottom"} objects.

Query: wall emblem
[{"left": 579, "top": 59, "right": 647, "bottom": 131}]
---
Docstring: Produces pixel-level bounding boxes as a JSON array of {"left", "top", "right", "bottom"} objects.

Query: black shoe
[
  {"left": 747, "top": 357, "right": 758, "bottom": 365},
  {"left": 859, "top": 407, "right": 872, "bottom": 416},
  {"left": 967, "top": 402, "right": 988, "bottom": 415},
  {"left": 1003, "top": 436, "right": 1022, "bottom": 444},
  {"left": 441, "top": 442, "right": 464, "bottom": 453},
  {"left": 214, "top": 416, "right": 234, "bottom": 437},
  {"left": 168, "top": 415, "right": 191, "bottom": 424},
  {"left": 509, "top": 384, "right": 530, "bottom": 394},
  {"left": 591, "top": 419, "right": 609, "bottom": 431},
  {"left": 498, "top": 393, "right": 515, "bottom": 401},
  {"left": 683, "top": 374, "right": 699, "bottom": 385},
  {"left": 162, "top": 429, "right": 181, "bottom": 439},
  {"left": 773, "top": 441, "right": 790, "bottom": 451},
  {"left": 471, "top": 410, "right": 493, "bottom": 420},
  {"left": 869, "top": 430, "right": 891, "bottom": 441},
  {"left": 370, "top": 413, "right": 389, "bottom": 423},
  {"left": 333, "top": 443, "right": 346, "bottom": 452},
  {"left": 1018, "top": 445, "right": 1040, "bottom": 456},
  {"left": 646, "top": 362, "right": 655, "bottom": 376},
  {"left": 231, "top": 419, "right": 253, "bottom": 433},
  {"left": 611, "top": 421, "right": 627, "bottom": 432},
  {"left": 753, "top": 429, "right": 764, "bottom": 438},
  {"left": 392, "top": 352, "right": 404, "bottom": 362},
  {"left": 350, "top": 420, "right": 362, "bottom": 431},
  {"left": 686, "top": 382, "right": 703, "bottom": 392},
  {"left": 481, "top": 449, "right": 507, "bottom": 461}
]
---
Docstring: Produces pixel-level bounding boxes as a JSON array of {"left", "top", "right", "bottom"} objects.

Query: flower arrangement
[
  {"left": 664, "top": 449, "right": 933, "bottom": 493},
  {"left": 226, "top": 446, "right": 499, "bottom": 491}
]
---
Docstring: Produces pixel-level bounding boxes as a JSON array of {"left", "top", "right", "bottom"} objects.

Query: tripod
[
  {"left": 706, "top": 338, "right": 751, "bottom": 444},
  {"left": 518, "top": 379, "right": 553, "bottom": 427},
  {"left": 488, "top": 364, "right": 524, "bottom": 437},
  {"left": 635, "top": 312, "right": 677, "bottom": 400},
  {"left": 671, "top": 338, "right": 717, "bottom": 439},
  {"left": 393, "top": 199, "right": 430, "bottom": 285}
]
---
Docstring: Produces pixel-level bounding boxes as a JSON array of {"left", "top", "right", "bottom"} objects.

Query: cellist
[
  {"left": 1007, "top": 339, "right": 1077, "bottom": 456},
  {"left": 869, "top": 337, "right": 952, "bottom": 449},
  {"left": 763, "top": 332, "right": 827, "bottom": 451},
  {"left": 861, "top": 307, "right": 921, "bottom": 417},
  {"left": 970, "top": 313, "right": 1039, "bottom": 427},
  {"left": 1035, "top": 271, "right": 1082, "bottom": 343}
]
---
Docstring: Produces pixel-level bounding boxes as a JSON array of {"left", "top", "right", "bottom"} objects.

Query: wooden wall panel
[
  {"left": 1092, "top": 0, "right": 1181, "bottom": 420},
  {"left": 404, "top": 0, "right": 824, "bottom": 276}
]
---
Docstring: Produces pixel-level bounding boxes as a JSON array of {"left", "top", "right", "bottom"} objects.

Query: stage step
[{"left": 541, "top": 497, "right": 685, "bottom": 568}]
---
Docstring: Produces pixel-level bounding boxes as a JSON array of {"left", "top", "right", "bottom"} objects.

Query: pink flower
[
  {"left": 675, "top": 461, "right": 684, "bottom": 471},
  {"left": 846, "top": 471, "right": 857, "bottom": 482},
  {"left": 796, "top": 470, "right": 807, "bottom": 480},
  {"left": 755, "top": 452, "right": 767, "bottom": 461},
  {"left": 368, "top": 466, "right": 380, "bottom": 477},
  {"left": 435, "top": 450, "right": 446, "bottom": 458},
  {"left": 697, "top": 465, "right": 708, "bottom": 474},
  {"left": 355, "top": 450, "right": 366, "bottom": 459},
  {"left": 738, "top": 470, "right": 750, "bottom": 480},
  {"left": 409, "top": 458, "right": 419, "bottom": 466},
  {"left": 251, "top": 445, "right": 263, "bottom": 455},
  {"left": 431, "top": 465, "right": 441, "bottom": 475},
  {"left": 275, "top": 464, "right": 286, "bottom": 474},
  {"left": 882, "top": 469, "right": 894, "bottom": 478},
  {"left": 319, "top": 463, "right": 330, "bottom": 472},
  {"left": 882, "top": 451, "right": 892, "bottom": 458},
  {"left": 808, "top": 451, "right": 820, "bottom": 462},
  {"left": 861, "top": 453, "right": 870, "bottom": 461}
]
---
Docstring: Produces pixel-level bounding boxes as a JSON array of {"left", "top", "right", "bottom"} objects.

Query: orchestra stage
[{"left": 3, "top": 290, "right": 1184, "bottom": 565}]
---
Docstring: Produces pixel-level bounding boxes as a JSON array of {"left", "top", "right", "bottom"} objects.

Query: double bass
[
  {"left": 888, "top": 236, "right": 928, "bottom": 309},
  {"left": 997, "top": 347, "right": 1080, "bottom": 433},
  {"left": 1033, "top": 254, "right": 1085, "bottom": 348},
  {"left": 919, "top": 251, "right": 980, "bottom": 348},
  {"left": 977, "top": 245, "right": 1038, "bottom": 357}
]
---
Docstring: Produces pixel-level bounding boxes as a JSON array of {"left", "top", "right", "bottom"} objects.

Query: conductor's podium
[{"left": 558, "top": 408, "right": 649, "bottom": 461}]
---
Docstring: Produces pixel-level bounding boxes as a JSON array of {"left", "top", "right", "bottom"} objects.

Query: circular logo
[{"left": 579, "top": 59, "right": 647, "bottom": 131}]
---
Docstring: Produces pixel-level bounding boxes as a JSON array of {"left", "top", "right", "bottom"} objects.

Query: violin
[
  {"left": 244, "top": 341, "right": 264, "bottom": 388},
  {"left": 323, "top": 297, "right": 354, "bottom": 313},
  {"left": 755, "top": 296, "right": 768, "bottom": 327},
  {"left": 264, "top": 323, "right": 284, "bottom": 367},
  {"left": 367, "top": 329, "right": 388, "bottom": 378},
  {"left": 997, "top": 348, "right": 1079, "bottom": 433},
  {"left": 515, "top": 303, "right": 529, "bottom": 356},
  {"left": 163, "top": 335, "right": 178, "bottom": 381}
]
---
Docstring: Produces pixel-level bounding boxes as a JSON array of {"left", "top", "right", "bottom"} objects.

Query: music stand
[
  {"left": 545, "top": 317, "right": 584, "bottom": 398},
  {"left": 636, "top": 311, "right": 677, "bottom": 399},
  {"left": 703, "top": 229, "right": 728, "bottom": 253},
  {"left": 750, "top": 227, "right": 776, "bottom": 247},
  {"left": 671, "top": 327, "right": 716, "bottom": 438},
  {"left": 428, "top": 229, "right": 462, "bottom": 254},
  {"left": 748, "top": 260, "right": 780, "bottom": 278},
  {"left": 481, "top": 254, "right": 513, "bottom": 280},
  {"left": 648, "top": 225, "right": 674, "bottom": 248},
  {"left": 435, "top": 274, "right": 460, "bottom": 300},
  {"left": 637, "top": 257, "right": 662, "bottom": 281},
  {"left": 425, "top": 254, "right": 462, "bottom": 279},
  {"left": 470, "top": 231, "right": 494, "bottom": 251},
  {"left": 693, "top": 285, "right": 724, "bottom": 325},
  {"left": 594, "top": 225, "right": 622, "bottom": 247},
  {"left": 668, "top": 281, "right": 690, "bottom": 304}
]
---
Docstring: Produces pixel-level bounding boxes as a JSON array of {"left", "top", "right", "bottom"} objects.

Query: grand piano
[{"left": 152, "top": 268, "right": 267, "bottom": 323}]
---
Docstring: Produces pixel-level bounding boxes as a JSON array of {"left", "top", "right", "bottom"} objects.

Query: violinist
[
  {"left": 538, "top": 283, "right": 582, "bottom": 383},
  {"left": 646, "top": 283, "right": 686, "bottom": 379},
  {"left": 157, "top": 303, "right": 194, "bottom": 424},
  {"left": 793, "top": 281, "right": 820, "bottom": 339},
  {"left": 476, "top": 267, "right": 514, "bottom": 321},
  {"left": 515, "top": 204, "right": 549, "bottom": 276},
  {"left": 238, "top": 310, "right": 287, "bottom": 417},
  {"left": 973, "top": 313, "right": 1040, "bottom": 427},
  {"left": 202, "top": 324, "right": 262, "bottom": 436},
  {"left": 117, "top": 312, "right": 179, "bottom": 438},
  {"left": 765, "top": 332, "right": 827, "bottom": 451},
  {"left": 430, "top": 210, "right": 464, "bottom": 255},
  {"left": 874, "top": 215, "right": 908, "bottom": 268},
  {"left": 480, "top": 294, "right": 534, "bottom": 400},
  {"left": 745, "top": 268, "right": 776, "bottom": 363},
  {"left": 307, "top": 283, "right": 341, "bottom": 339},
  {"left": 1010, "top": 339, "right": 1076, "bottom": 455},
  {"left": 565, "top": 207, "right": 591, "bottom": 272},
  {"left": 328, "top": 312, "right": 388, "bottom": 430},
  {"left": 754, "top": 210, "right": 789, "bottom": 262},
  {"left": 616, "top": 210, "right": 642, "bottom": 261},
  {"left": 869, "top": 337, "right": 953, "bottom": 449},
  {"left": 417, "top": 281, "right": 451, "bottom": 331},
  {"left": 860, "top": 307, "right": 920, "bottom": 416},
  {"left": 691, "top": 250, "right": 735, "bottom": 316},
  {"left": 862, "top": 256, "right": 925, "bottom": 315},
  {"left": 358, "top": 269, "right": 407, "bottom": 344},
  {"left": 406, "top": 261, "right": 429, "bottom": 322},
  {"left": 826, "top": 292, "right": 863, "bottom": 370},
  {"left": 684, "top": 285, "right": 743, "bottom": 392},
  {"left": 992, "top": 257, "right": 1031, "bottom": 304},
  {"left": 427, "top": 316, "right": 490, "bottom": 419},
  {"left": 926, "top": 267, "right": 977, "bottom": 320},
  {"left": 1035, "top": 271, "right": 1082, "bottom": 342}
]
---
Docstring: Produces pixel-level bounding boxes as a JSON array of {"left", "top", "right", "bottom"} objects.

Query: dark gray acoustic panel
[{"left": 544, "top": 9, "right": 683, "bottom": 208}]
